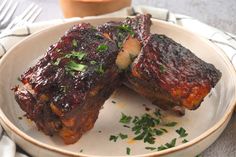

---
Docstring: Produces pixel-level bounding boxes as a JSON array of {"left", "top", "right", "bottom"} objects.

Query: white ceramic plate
[{"left": 0, "top": 17, "right": 236, "bottom": 157}]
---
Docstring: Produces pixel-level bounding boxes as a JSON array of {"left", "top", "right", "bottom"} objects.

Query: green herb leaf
[
  {"left": 95, "top": 64, "right": 105, "bottom": 74},
  {"left": 119, "top": 133, "right": 128, "bottom": 139},
  {"left": 159, "top": 65, "right": 165, "bottom": 73},
  {"left": 157, "top": 145, "right": 167, "bottom": 151},
  {"left": 120, "top": 113, "right": 132, "bottom": 124},
  {"left": 160, "top": 128, "right": 168, "bottom": 133},
  {"left": 182, "top": 139, "right": 188, "bottom": 143},
  {"left": 109, "top": 135, "right": 118, "bottom": 142},
  {"left": 66, "top": 61, "right": 87, "bottom": 72},
  {"left": 155, "top": 129, "right": 164, "bottom": 136},
  {"left": 118, "top": 24, "right": 135, "bottom": 37},
  {"left": 157, "top": 139, "right": 177, "bottom": 151},
  {"left": 165, "top": 138, "right": 176, "bottom": 148},
  {"left": 133, "top": 131, "right": 146, "bottom": 140},
  {"left": 176, "top": 127, "right": 188, "bottom": 138},
  {"left": 96, "top": 44, "right": 108, "bottom": 53},
  {"left": 145, "top": 147, "right": 156, "bottom": 151},
  {"left": 79, "top": 149, "right": 83, "bottom": 153},
  {"left": 72, "top": 39, "right": 78, "bottom": 47},
  {"left": 195, "top": 154, "right": 202, "bottom": 157},
  {"left": 90, "top": 60, "right": 97, "bottom": 65},
  {"left": 154, "top": 109, "right": 161, "bottom": 118},
  {"left": 144, "top": 132, "right": 155, "bottom": 144},
  {"left": 65, "top": 51, "right": 86, "bottom": 60},
  {"left": 164, "top": 122, "right": 177, "bottom": 127},
  {"left": 53, "top": 58, "right": 61, "bottom": 66},
  {"left": 126, "top": 147, "right": 131, "bottom": 155}
]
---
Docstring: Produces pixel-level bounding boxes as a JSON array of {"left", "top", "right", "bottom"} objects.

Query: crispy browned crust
[
  {"left": 125, "top": 34, "right": 221, "bottom": 115},
  {"left": 14, "top": 23, "right": 120, "bottom": 144}
]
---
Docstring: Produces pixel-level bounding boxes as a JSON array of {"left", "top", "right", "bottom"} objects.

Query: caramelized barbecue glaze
[
  {"left": 13, "top": 15, "right": 221, "bottom": 144},
  {"left": 14, "top": 23, "right": 120, "bottom": 144},
  {"left": 125, "top": 34, "right": 222, "bottom": 115},
  {"left": 14, "top": 15, "right": 152, "bottom": 144}
]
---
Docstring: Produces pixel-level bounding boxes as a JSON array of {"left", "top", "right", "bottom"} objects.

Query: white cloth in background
[{"left": 0, "top": 5, "right": 236, "bottom": 157}]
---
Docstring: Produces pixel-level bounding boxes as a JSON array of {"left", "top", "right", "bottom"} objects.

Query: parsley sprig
[{"left": 176, "top": 127, "right": 188, "bottom": 138}]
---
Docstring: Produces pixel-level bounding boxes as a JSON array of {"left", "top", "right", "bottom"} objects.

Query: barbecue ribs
[
  {"left": 13, "top": 14, "right": 221, "bottom": 144},
  {"left": 14, "top": 23, "right": 121, "bottom": 144},
  {"left": 97, "top": 14, "right": 152, "bottom": 70},
  {"left": 13, "top": 15, "right": 152, "bottom": 144},
  {"left": 125, "top": 34, "right": 222, "bottom": 115}
]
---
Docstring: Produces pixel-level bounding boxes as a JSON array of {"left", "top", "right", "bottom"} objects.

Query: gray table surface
[{"left": 10, "top": 0, "right": 236, "bottom": 156}]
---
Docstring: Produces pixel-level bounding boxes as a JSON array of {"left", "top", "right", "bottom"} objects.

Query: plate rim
[{"left": 0, "top": 16, "right": 236, "bottom": 157}]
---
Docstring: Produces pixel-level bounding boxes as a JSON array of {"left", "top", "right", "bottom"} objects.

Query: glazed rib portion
[
  {"left": 125, "top": 34, "right": 222, "bottom": 115},
  {"left": 97, "top": 14, "right": 152, "bottom": 70},
  {"left": 13, "top": 15, "right": 152, "bottom": 144},
  {"left": 14, "top": 23, "right": 120, "bottom": 144}
]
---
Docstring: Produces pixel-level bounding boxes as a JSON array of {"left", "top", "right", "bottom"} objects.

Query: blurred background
[{"left": 11, "top": 0, "right": 236, "bottom": 34}]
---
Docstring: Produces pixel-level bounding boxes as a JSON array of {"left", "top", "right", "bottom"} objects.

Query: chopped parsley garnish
[
  {"left": 96, "top": 44, "right": 108, "bottom": 53},
  {"left": 53, "top": 51, "right": 86, "bottom": 67},
  {"left": 90, "top": 60, "right": 97, "bottom": 65},
  {"left": 154, "top": 109, "right": 161, "bottom": 117},
  {"left": 145, "top": 147, "right": 156, "bottom": 151},
  {"left": 132, "top": 113, "right": 161, "bottom": 144},
  {"left": 109, "top": 135, "right": 118, "bottom": 142},
  {"left": 18, "top": 116, "right": 22, "bottom": 120},
  {"left": 53, "top": 58, "right": 61, "bottom": 66},
  {"left": 65, "top": 51, "right": 86, "bottom": 60},
  {"left": 195, "top": 154, "right": 202, "bottom": 157},
  {"left": 155, "top": 129, "right": 164, "bottom": 136},
  {"left": 143, "top": 133, "right": 155, "bottom": 144},
  {"left": 80, "top": 149, "right": 83, "bottom": 153},
  {"left": 160, "top": 128, "right": 168, "bottom": 133},
  {"left": 119, "top": 113, "right": 132, "bottom": 124},
  {"left": 119, "top": 133, "right": 128, "bottom": 139},
  {"left": 157, "top": 145, "right": 167, "bottom": 151},
  {"left": 110, "top": 110, "right": 186, "bottom": 150},
  {"left": 95, "top": 64, "right": 105, "bottom": 74},
  {"left": 66, "top": 61, "right": 87, "bottom": 72},
  {"left": 164, "top": 122, "right": 177, "bottom": 127},
  {"left": 157, "top": 138, "right": 177, "bottom": 151},
  {"left": 159, "top": 65, "right": 165, "bottom": 73},
  {"left": 72, "top": 39, "right": 78, "bottom": 47},
  {"left": 98, "top": 130, "right": 102, "bottom": 133},
  {"left": 118, "top": 24, "right": 135, "bottom": 37},
  {"left": 165, "top": 138, "right": 176, "bottom": 148},
  {"left": 176, "top": 127, "right": 188, "bottom": 138},
  {"left": 111, "top": 100, "right": 116, "bottom": 104},
  {"left": 126, "top": 147, "right": 131, "bottom": 155},
  {"left": 109, "top": 133, "right": 128, "bottom": 142},
  {"left": 182, "top": 139, "right": 188, "bottom": 143},
  {"left": 123, "top": 125, "right": 130, "bottom": 128}
]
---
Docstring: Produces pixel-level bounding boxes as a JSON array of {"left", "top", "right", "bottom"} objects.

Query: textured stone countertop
[{"left": 12, "top": 0, "right": 236, "bottom": 156}]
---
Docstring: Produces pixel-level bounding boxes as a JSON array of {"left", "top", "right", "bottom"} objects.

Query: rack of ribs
[
  {"left": 124, "top": 34, "right": 222, "bottom": 116},
  {"left": 13, "top": 14, "right": 221, "bottom": 144},
  {"left": 13, "top": 23, "right": 121, "bottom": 144},
  {"left": 13, "top": 15, "right": 152, "bottom": 144}
]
